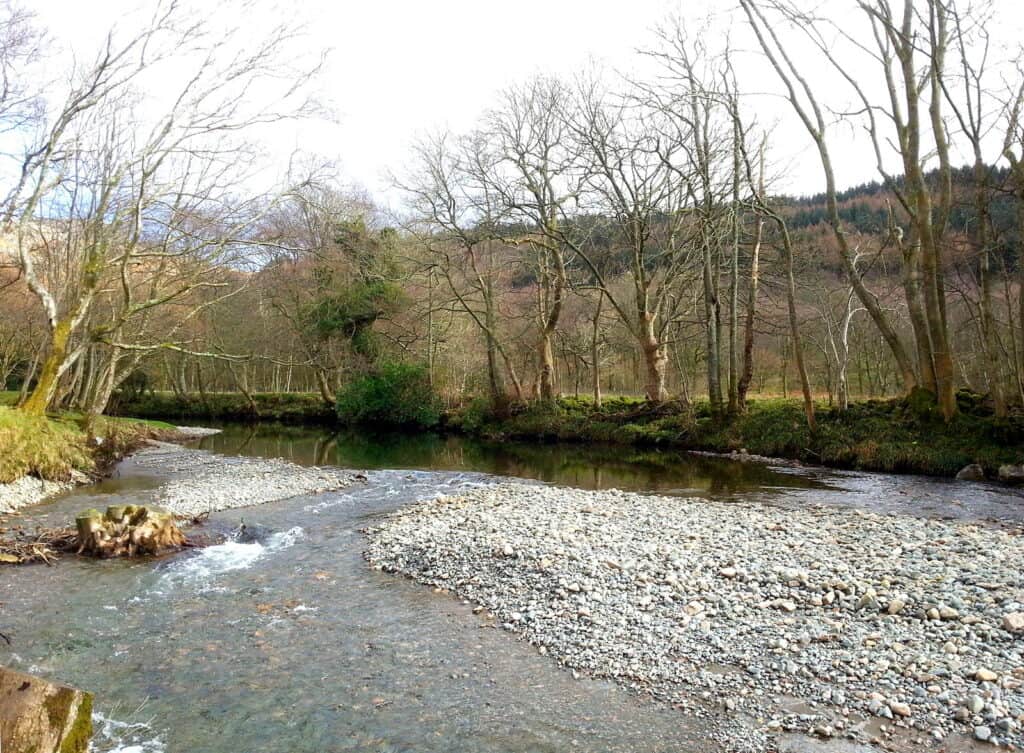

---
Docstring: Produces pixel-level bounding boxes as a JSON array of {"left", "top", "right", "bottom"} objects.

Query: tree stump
[
  {"left": 75, "top": 505, "right": 186, "bottom": 557},
  {"left": 0, "top": 665, "right": 93, "bottom": 753}
]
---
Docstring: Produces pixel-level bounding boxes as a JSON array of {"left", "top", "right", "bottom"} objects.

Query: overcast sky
[{"left": 31, "top": 0, "right": 1024, "bottom": 209}]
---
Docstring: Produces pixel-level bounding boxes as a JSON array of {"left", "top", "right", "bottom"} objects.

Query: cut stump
[
  {"left": 76, "top": 505, "right": 185, "bottom": 558},
  {"left": 0, "top": 665, "right": 93, "bottom": 753}
]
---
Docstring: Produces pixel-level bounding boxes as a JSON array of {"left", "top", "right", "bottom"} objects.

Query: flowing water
[{"left": 2, "top": 426, "right": 1023, "bottom": 753}]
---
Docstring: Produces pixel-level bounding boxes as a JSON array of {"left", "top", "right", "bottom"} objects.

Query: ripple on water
[
  {"left": 92, "top": 713, "right": 166, "bottom": 753},
  {"left": 152, "top": 526, "right": 305, "bottom": 593}
]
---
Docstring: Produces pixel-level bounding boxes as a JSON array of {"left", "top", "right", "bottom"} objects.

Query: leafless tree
[
  {"left": 566, "top": 77, "right": 701, "bottom": 403},
  {"left": 3, "top": 0, "right": 323, "bottom": 415}
]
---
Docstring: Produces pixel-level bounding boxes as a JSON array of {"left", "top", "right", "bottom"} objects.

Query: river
[{"left": 1, "top": 425, "right": 1022, "bottom": 752}]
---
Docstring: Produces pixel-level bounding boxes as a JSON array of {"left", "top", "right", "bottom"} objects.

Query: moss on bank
[
  {"left": 445, "top": 393, "right": 1024, "bottom": 478},
  {"left": 0, "top": 407, "right": 176, "bottom": 484}
]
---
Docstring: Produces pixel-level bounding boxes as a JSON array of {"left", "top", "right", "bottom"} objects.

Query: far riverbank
[{"left": 110, "top": 390, "right": 1024, "bottom": 481}]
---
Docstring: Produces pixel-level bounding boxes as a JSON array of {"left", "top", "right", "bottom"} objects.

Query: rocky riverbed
[{"left": 366, "top": 483, "right": 1024, "bottom": 751}]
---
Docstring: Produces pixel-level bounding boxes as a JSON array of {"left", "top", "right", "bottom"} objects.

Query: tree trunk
[
  {"left": 76, "top": 505, "right": 186, "bottom": 557},
  {"left": 228, "top": 360, "right": 259, "bottom": 416},
  {"left": 642, "top": 342, "right": 667, "bottom": 404},
  {"left": 314, "top": 368, "right": 334, "bottom": 407},
  {"left": 777, "top": 221, "right": 815, "bottom": 431},
  {"left": 727, "top": 122, "right": 741, "bottom": 413},
  {"left": 974, "top": 160, "right": 1006, "bottom": 416},
  {"left": 900, "top": 237, "right": 938, "bottom": 395},
  {"left": 591, "top": 295, "right": 603, "bottom": 409},
  {"left": 484, "top": 333, "right": 505, "bottom": 407},
  {"left": 538, "top": 330, "right": 556, "bottom": 401},
  {"left": 703, "top": 240, "right": 723, "bottom": 413},
  {"left": 836, "top": 294, "right": 857, "bottom": 411},
  {"left": 20, "top": 318, "right": 74, "bottom": 416},
  {"left": 641, "top": 316, "right": 667, "bottom": 403},
  {"left": 737, "top": 208, "right": 763, "bottom": 411},
  {"left": 0, "top": 666, "right": 93, "bottom": 753}
]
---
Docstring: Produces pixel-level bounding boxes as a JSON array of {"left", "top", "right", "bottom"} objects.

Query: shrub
[{"left": 336, "top": 362, "right": 440, "bottom": 428}]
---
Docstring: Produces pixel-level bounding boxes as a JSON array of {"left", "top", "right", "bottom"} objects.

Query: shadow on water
[{"left": 194, "top": 423, "right": 828, "bottom": 498}]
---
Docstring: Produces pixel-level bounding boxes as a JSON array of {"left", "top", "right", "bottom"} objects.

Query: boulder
[
  {"left": 997, "top": 465, "right": 1024, "bottom": 486},
  {"left": 76, "top": 505, "right": 186, "bottom": 558},
  {"left": 1003, "top": 612, "right": 1024, "bottom": 633},
  {"left": 0, "top": 666, "right": 92, "bottom": 753},
  {"left": 955, "top": 463, "right": 986, "bottom": 482}
]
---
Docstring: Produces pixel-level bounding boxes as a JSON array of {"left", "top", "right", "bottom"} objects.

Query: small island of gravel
[
  {"left": 130, "top": 442, "right": 362, "bottom": 516},
  {"left": 366, "top": 483, "right": 1024, "bottom": 751}
]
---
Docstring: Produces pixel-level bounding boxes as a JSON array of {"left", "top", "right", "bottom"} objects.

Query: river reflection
[{"left": 194, "top": 424, "right": 824, "bottom": 498}]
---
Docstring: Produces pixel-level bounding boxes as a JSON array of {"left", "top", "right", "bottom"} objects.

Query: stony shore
[
  {"left": 132, "top": 442, "right": 361, "bottom": 516},
  {"left": 0, "top": 426, "right": 221, "bottom": 515},
  {"left": 0, "top": 474, "right": 79, "bottom": 514},
  {"left": 1, "top": 425, "right": 360, "bottom": 517},
  {"left": 366, "top": 483, "right": 1024, "bottom": 751}
]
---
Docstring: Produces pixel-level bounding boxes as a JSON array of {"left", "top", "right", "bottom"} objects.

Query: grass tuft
[
  {"left": 0, "top": 408, "right": 177, "bottom": 484},
  {"left": 0, "top": 408, "right": 93, "bottom": 483}
]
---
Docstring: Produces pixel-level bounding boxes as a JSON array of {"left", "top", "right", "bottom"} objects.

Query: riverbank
[
  {"left": 113, "top": 391, "right": 1024, "bottom": 479},
  {"left": 109, "top": 391, "right": 334, "bottom": 423},
  {"left": 366, "top": 482, "right": 1024, "bottom": 751},
  {"left": 0, "top": 407, "right": 229, "bottom": 514},
  {"left": 447, "top": 393, "right": 1024, "bottom": 479}
]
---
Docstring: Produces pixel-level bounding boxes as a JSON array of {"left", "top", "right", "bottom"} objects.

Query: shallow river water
[{"left": 2, "top": 426, "right": 1023, "bottom": 753}]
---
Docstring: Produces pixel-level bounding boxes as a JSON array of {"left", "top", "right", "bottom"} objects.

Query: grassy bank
[
  {"left": 446, "top": 393, "right": 1024, "bottom": 478},
  {"left": 111, "top": 391, "right": 334, "bottom": 424},
  {"left": 0, "top": 407, "right": 176, "bottom": 484}
]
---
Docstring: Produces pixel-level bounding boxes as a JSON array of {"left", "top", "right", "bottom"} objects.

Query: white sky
[{"left": 30, "top": 0, "right": 1024, "bottom": 208}]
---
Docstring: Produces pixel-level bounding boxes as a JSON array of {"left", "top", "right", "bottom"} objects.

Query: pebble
[
  {"left": 365, "top": 481, "right": 1024, "bottom": 751},
  {"left": 1003, "top": 612, "right": 1024, "bottom": 633},
  {"left": 140, "top": 444, "right": 360, "bottom": 515}
]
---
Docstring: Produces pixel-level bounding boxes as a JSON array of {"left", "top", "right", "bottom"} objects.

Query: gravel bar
[
  {"left": 0, "top": 475, "right": 76, "bottom": 515},
  {"left": 366, "top": 483, "right": 1024, "bottom": 751},
  {"left": 132, "top": 443, "right": 361, "bottom": 516}
]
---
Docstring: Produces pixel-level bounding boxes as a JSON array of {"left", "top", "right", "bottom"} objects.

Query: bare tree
[
  {"left": 566, "top": 77, "right": 700, "bottom": 403},
  {"left": 740, "top": 0, "right": 920, "bottom": 403},
  {"left": 400, "top": 133, "right": 526, "bottom": 407},
  {"left": 477, "top": 76, "right": 585, "bottom": 401},
  {"left": 941, "top": 0, "right": 1007, "bottom": 414},
  {"left": 3, "top": 0, "right": 322, "bottom": 415}
]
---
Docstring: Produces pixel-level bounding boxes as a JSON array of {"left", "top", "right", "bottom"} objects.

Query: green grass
[
  {"left": 445, "top": 392, "right": 1024, "bottom": 478},
  {"left": 0, "top": 391, "right": 19, "bottom": 407},
  {"left": 0, "top": 407, "right": 179, "bottom": 484},
  {"left": 0, "top": 407, "right": 93, "bottom": 483}
]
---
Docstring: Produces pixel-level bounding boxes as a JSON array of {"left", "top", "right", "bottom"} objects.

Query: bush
[{"left": 336, "top": 362, "right": 440, "bottom": 428}]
